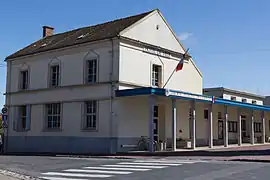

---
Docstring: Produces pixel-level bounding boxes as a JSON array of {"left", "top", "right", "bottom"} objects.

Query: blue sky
[{"left": 1, "top": 0, "right": 270, "bottom": 106}]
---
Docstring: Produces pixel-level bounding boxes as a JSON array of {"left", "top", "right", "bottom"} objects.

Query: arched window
[
  {"left": 18, "top": 64, "right": 29, "bottom": 90},
  {"left": 48, "top": 58, "right": 61, "bottom": 88}
]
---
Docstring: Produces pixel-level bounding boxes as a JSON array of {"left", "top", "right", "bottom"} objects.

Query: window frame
[
  {"left": 204, "top": 109, "right": 209, "bottom": 119},
  {"left": 228, "top": 121, "right": 238, "bottom": 133},
  {"left": 85, "top": 59, "right": 98, "bottom": 84},
  {"left": 230, "top": 96, "right": 236, "bottom": 101},
  {"left": 254, "top": 122, "right": 262, "bottom": 133},
  {"left": 49, "top": 64, "right": 60, "bottom": 88},
  {"left": 45, "top": 103, "right": 62, "bottom": 130},
  {"left": 151, "top": 64, "right": 162, "bottom": 87},
  {"left": 19, "top": 70, "right": 29, "bottom": 90},
  {"left": 82, "top": 100, "right": 98, "bottom": 131}
]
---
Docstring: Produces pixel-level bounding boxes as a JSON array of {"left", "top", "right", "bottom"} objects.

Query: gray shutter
[
  {"left": 25, "top": 105, "right": 31, "bottom": 131},
  {"left": 13, "top": 107, "right": 19, "bottom": 131}
]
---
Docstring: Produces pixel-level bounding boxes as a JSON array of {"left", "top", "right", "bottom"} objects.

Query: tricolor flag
[
  {"left": 175, "top": 58, "right": 184, "bottom": 72},
  {"left": 175, "top": 49, "right": 189, "bottom": 72}
]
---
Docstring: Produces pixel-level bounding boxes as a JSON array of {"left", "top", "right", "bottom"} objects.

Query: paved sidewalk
[{"left": 0, "top": 174, "right": 19, "bottom": 180}]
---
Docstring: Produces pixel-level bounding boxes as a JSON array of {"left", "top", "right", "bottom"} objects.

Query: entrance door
[
  {"left": 153, "top": 106, "right": 159, "bottom": 142},
  {"left": 218, "top": 120, "right": 224, "bottom": 139}
]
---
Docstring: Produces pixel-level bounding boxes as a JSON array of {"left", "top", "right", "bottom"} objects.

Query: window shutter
[
  {"left": 13, "top": 107, "right": 19, "bottom": 131},
  {"left": 25, "top": 105, "right": 31, "bottom": 131}
]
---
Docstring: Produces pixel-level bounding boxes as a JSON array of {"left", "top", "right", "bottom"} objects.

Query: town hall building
[{"left": 4, "top": 9, "right": 270, "bottom": 154}]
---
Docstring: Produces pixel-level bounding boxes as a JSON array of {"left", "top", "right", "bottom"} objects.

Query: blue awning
[{"left": 115, "top": 87, "right": 270, "bottom": 111}]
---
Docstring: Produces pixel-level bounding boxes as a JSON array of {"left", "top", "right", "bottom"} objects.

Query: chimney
[{"left": 42, "top": 26, "right": 54, "bottom": 37}]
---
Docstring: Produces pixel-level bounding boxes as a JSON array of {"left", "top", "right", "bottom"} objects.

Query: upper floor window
[
  {"left": 83, "top": 101, "right": 98, "bottom": 130},
  {"left": 242, "top": 98, "right": 247, "bottom": 103},
  {"left": 252, "top": 100, "right": 257, "bottom": 104},
  {"left": 46, "top": 103, "right": 61, "bottom": 129},
  {"left": 152, "top": 64, "right": 162, "bottom": 87},
  {"left": 218, "top": 112, "right": 222, "bottom": 119},
  {"left": 231, "top": 96, "right": 236, "bottom": 101},
  {"left": 86, "top": 59, "right": 97, "bottom": 83},
  {"left": 19, "top": 70, "right": 29, "bottom": 90},
  {"left": 50, "top": 65, "right": 60, "bottom": 87}
]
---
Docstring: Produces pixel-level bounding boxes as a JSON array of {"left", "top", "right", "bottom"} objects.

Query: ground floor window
[
  {"left": 46, "top": 103, "right": 61, "bottom": 129},
  {"left": 84, "top": 101, "right": 98, "bottom": 130},
  {"left": 254, "top": 122, "right": 262, "bottom": 133},
  {"left": 228, "top": 121, "right": 237, "bottom": 133}
]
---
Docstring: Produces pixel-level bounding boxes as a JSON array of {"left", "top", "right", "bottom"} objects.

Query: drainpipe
[{"left": 109, "top": 38, "right": 115, "bottom": 154}]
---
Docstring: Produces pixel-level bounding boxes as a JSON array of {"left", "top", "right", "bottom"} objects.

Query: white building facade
[{"left": 4, "top": 9, "right": 270, "bottom": 154}]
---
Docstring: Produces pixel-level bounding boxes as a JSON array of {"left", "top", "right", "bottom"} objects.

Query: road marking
[
  {"left": 83, "top": 166, "right": 151, "bottom": 171},
  {"left": 118, "top": 162, "right": 182, "bottom": 166},
  {"left": 40, "top": 177, "right": 88, "bottom": 180},
  {"left": 64, "top": 168, "right": 132, "bottom": 174},
  {"left": 134, "top": 160, "right": 199, "bottom": 164},
  {"left": 103, "top": 164, "right": 166, "bottom": 169},
  {"left": 41, "top": 172, "right": 112, "bottom": 178}
]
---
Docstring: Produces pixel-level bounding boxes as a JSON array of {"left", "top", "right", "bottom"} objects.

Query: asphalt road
[{"left": 0, "top": 156, "right": 269, "bottom": 180}]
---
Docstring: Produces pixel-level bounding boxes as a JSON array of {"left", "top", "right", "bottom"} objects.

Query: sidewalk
[{"left": 0, "top": 174, "right": 19, "bottom": 180}]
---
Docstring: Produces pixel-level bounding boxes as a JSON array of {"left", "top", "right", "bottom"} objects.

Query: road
[{"left": 0, "top": 156, "right": 269, "bottom": 179}]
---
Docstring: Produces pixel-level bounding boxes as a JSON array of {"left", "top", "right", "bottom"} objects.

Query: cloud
[{"left": 178, "top": 32, "right": 193, "bottom": 41}]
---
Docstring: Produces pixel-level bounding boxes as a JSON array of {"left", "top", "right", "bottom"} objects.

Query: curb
[{"left": 229, "top": 159, "right": 270, "bottom": 163}]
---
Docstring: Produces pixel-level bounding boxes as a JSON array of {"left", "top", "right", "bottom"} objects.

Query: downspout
[
  {"left": 109, "top": 38, "right": 115, "bottom": 154},
  {"left": 5, "top": 60, "right": 11, "bottom": 153}
]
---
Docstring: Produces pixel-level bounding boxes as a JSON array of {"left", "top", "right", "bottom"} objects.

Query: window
[
  {"left": 218, "top": 112, "right": 222, "bottom": 119},
  {"left": 46, "top": 103, "right": 61, "bottom": 129},
  {"left": 86, "top": 59, "right": 97, "bottom": 83},
  {"left": 254, "top": 122, "right": 262, "bottom": 133},
  {"left": 152, "top": 64, "right": 162, "bottom": 87},
  {"left": 228, "top": 121, "right": 237, "bottom": 133},
  {"left": 19, "top": 70, "right": 29, "bottom": 90},
  {"left": 242, "top": 98, "right": 247, "bottom": 103},
  {"left": 84, "top": 101, "right": 97, "bottom": 130},
  {"left": 204, "top": 109, "right": 208, "bottom": 119},
  {"left": 19, "top": 105, "right": 27, "bottom": 130},
  {"left": 231, "top": 96, "right": 236, "bottom": 101},
  {"left": 50, "top": 65, "right": 60, "bottom": 87},
  {"left": 252, "top": 100, "right": 257, "bottom": 104}
]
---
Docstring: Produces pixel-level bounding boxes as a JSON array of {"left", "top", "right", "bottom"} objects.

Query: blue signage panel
[{"left": 2, "top": 114, "right": 8, "bottom": 122}]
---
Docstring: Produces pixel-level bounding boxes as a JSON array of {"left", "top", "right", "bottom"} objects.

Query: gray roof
[
  {"left": 203, "top": 87, "right": 265, "bottom": 99},
  {"left": 6, "top": 10, "right": 154, "bottom": 60}
]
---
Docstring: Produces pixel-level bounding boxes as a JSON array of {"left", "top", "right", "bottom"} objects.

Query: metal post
[
  {"left": 251, "top": 111, "right": 255, "bottom": 145},
  {"left": 238, "top": 108, "right": 242, "bottom": 146},
  {"left": 172, "top": 99, "right": 177, "bottom": 151},
  {"left": 261, "top": 111, "right": 265, "bottom": 144},
  {"left": 208, "top": 104, "right": 213, "bottom": 148},
  {"left": 191, "top": 100, "right": 196, "bottom": 149},
  {"left": 224, "top": 105, "right": 228, "bottom": 147}
]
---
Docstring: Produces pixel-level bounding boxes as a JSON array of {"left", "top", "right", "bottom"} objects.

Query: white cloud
[{"left": 178, "top": 32, "right": 193, "bottom": 41}]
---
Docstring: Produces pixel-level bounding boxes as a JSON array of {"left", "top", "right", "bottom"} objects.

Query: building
[{"left": 4, "top": 9, "right": 270, "bottom": 154}]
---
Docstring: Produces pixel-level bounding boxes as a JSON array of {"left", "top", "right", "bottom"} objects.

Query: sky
[{"left": 1, "top": 0, "right": 270, "bottom": 106}]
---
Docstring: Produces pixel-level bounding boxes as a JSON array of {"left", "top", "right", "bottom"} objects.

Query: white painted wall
[
  {"left": 223, "top": 93, "right": 263, "bottom": 105},
  {"left": 6, "top": 39, "right": 119, "bottom": 138},
  {"left": 121, "top": 10, "right": 184, "bottom": 54},
  {"left": 119, "top": 41, "right": 202, "bottom": 94}
]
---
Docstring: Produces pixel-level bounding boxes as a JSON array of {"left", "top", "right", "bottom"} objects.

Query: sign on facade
[{"left": 165, "top": 89, "right": 212, "bottom": 102}]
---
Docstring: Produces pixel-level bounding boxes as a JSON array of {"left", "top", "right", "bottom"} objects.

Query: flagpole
[{"left": 162, "top": 48, "right": 189, "bottom": 89}]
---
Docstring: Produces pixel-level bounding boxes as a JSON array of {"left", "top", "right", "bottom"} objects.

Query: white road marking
[
  {"left": 118, "top": 162, "right": 182, "bottom": 166},
  {"left": 40, "top": 177, "right": 88, "bottom": 180},
  {"left": 41, "top": 172, "right": 112, "bottom": 178},
  {"left": 64, "top": 168, "right": 132, "bottom": 174},
  {"left": 103, "top": 164, "right": 166, "bottom": 169},
  {"left": 134, "top": 160, "right": 200, "bottom": 164},
  {"left": 83, "top": 166, "right": 151, "bottom": 171}
]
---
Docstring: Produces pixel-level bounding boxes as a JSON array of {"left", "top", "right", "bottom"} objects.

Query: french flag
[{"left": 175, "top": 58, "right": 184, "bottom": 72}]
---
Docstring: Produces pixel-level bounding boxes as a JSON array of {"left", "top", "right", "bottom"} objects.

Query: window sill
[
  {"left": 15, "top": 129, "right": 30, "bottom": 132},
  {"left": 42, "top": 128, "right": 62, "bottom": 132},
  {"left": 81, "top": 128, "right": 98, "bottom": 132}
]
